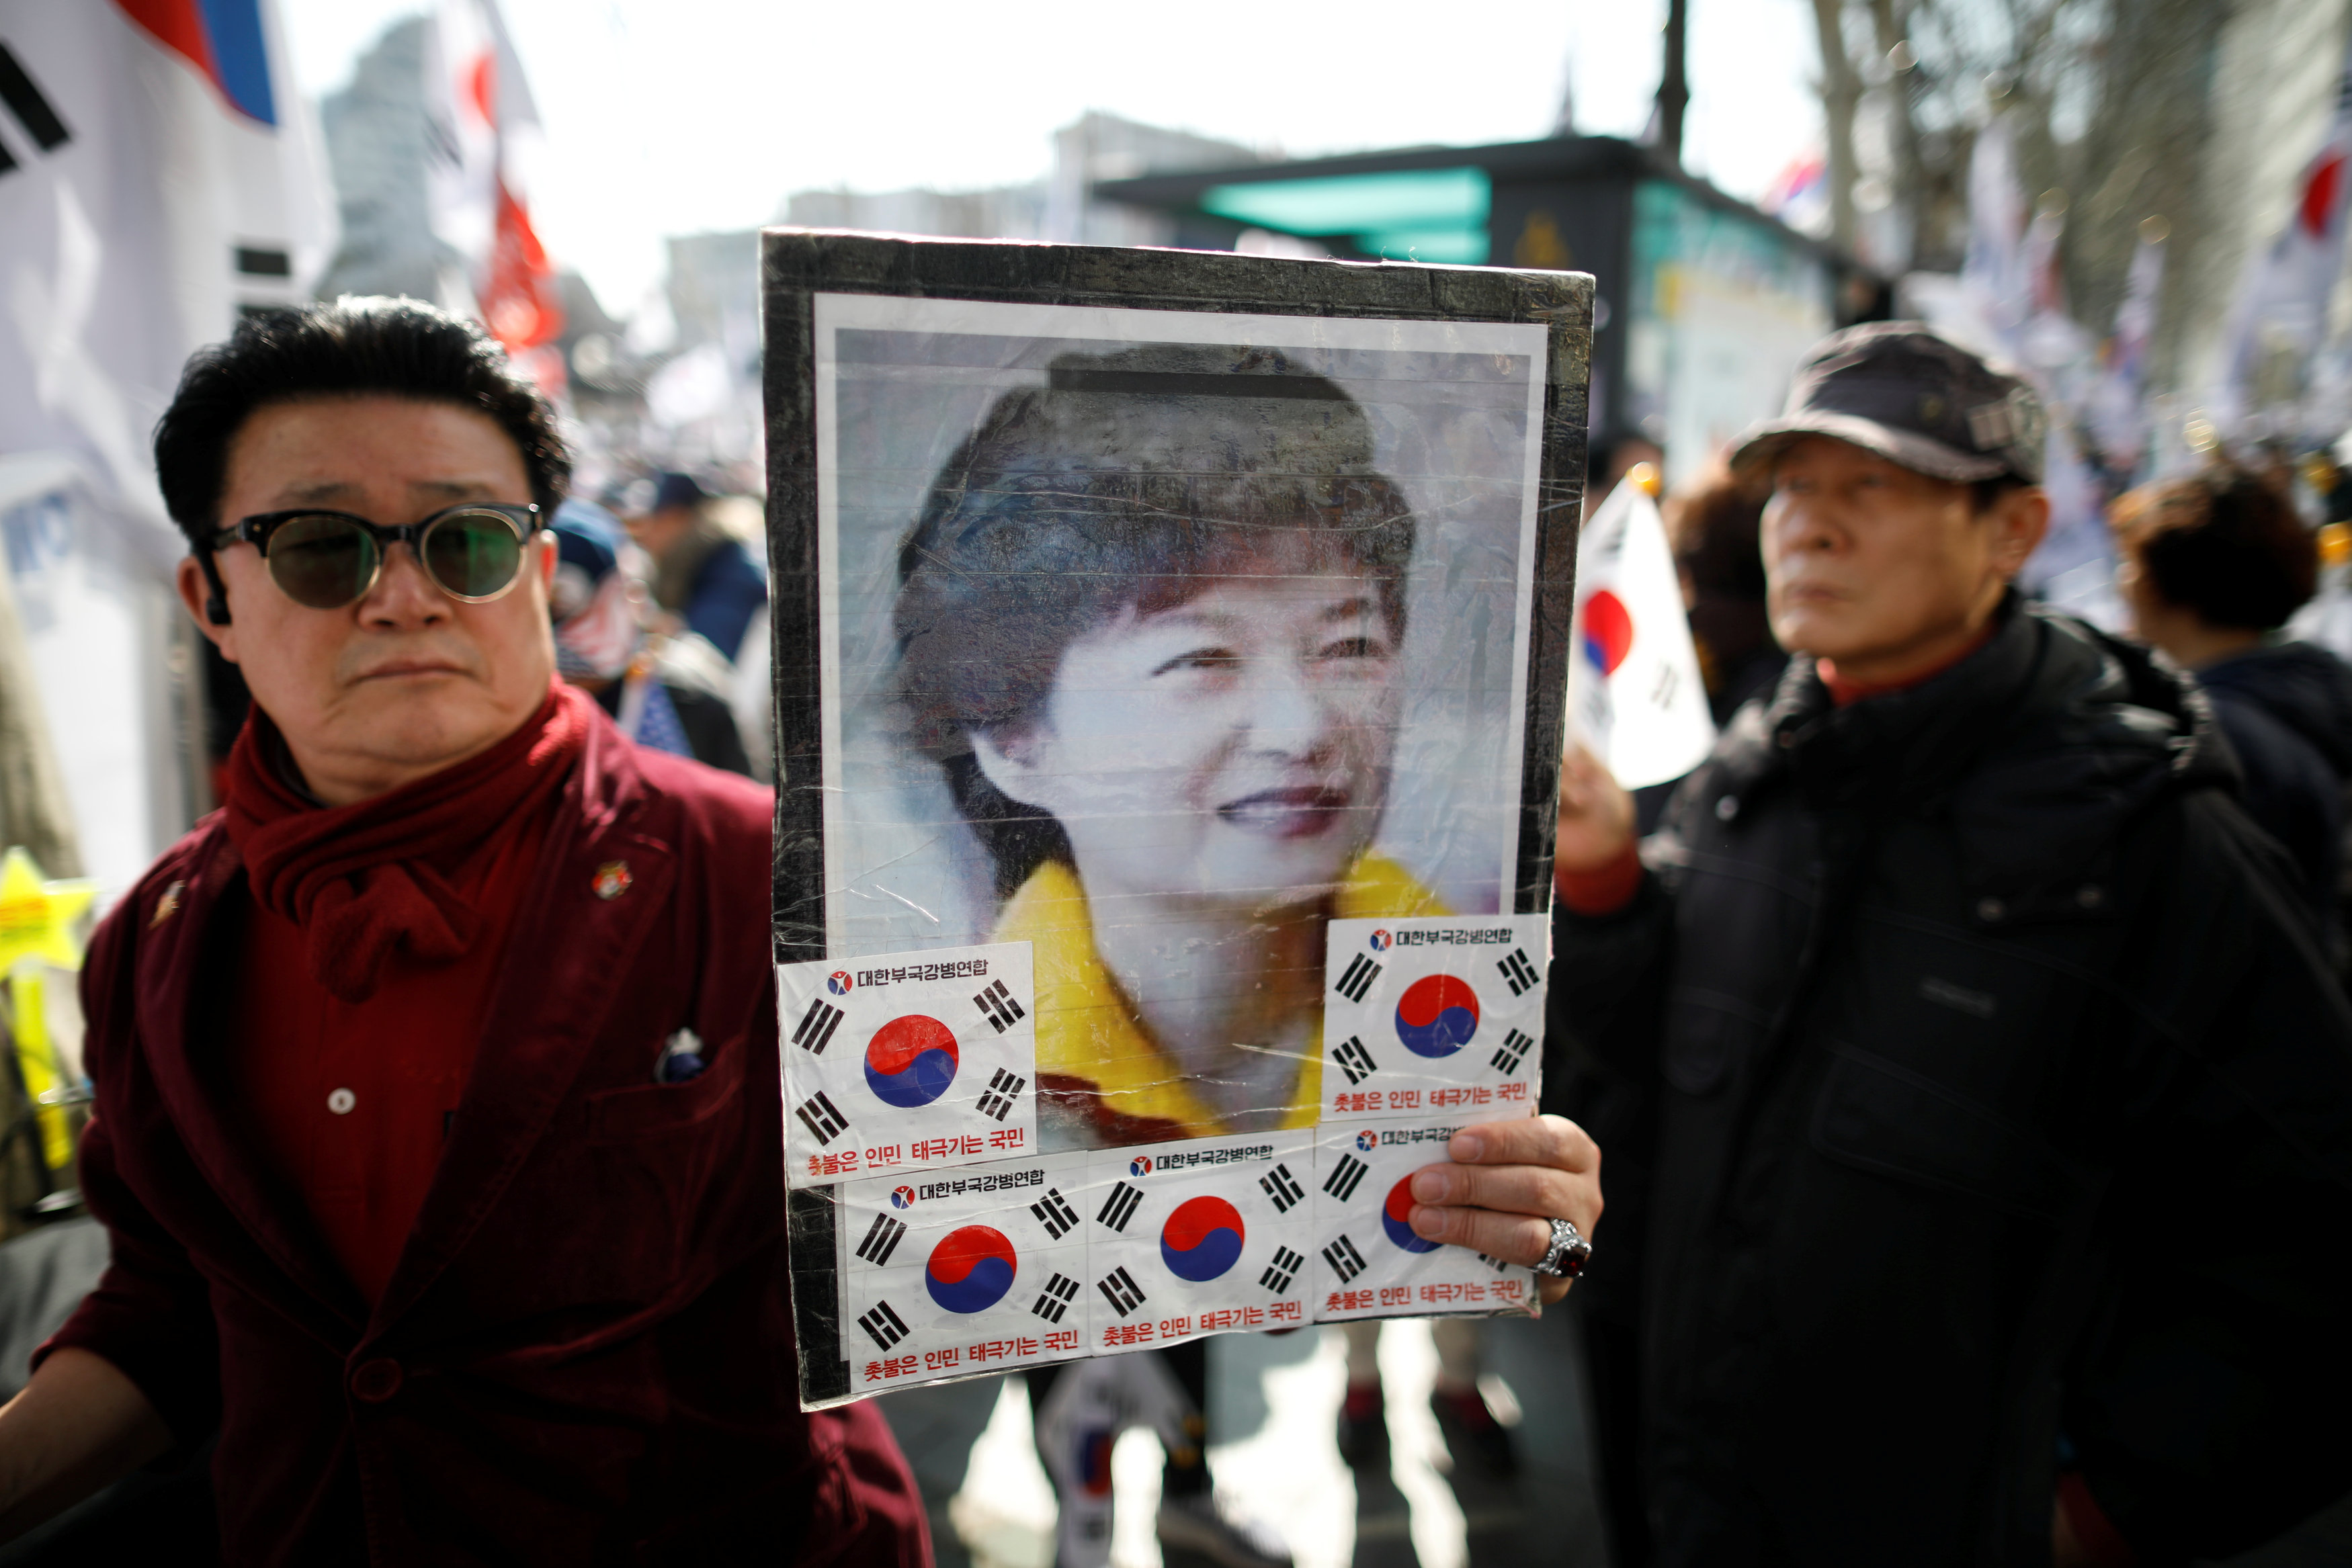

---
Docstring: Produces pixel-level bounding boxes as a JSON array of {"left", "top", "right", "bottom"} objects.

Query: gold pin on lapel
[
  {"left": 592, "top": 861, "right": 633, "bottom": 901},
  {"left": 151, "top": 881, "right": 185, "bottom": 928}
]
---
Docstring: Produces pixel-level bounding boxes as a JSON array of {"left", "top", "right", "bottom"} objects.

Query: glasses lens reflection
[
  {"left": 267, "top": 515, "right": 378, "bottom": 609},
  {"left": 423, "top": 511, "right": 525, "bottom": 599}
]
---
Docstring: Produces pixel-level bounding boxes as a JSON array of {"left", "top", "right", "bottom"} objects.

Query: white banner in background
[
  {"left": 2213, "top": 32, "right": 2352, "bottom": 433},
  {"left": 0, "top": 0, "right": 333, "bottom": 515},
  {"left": 0, "top": 1, "right": 331, "bottom": 892}
]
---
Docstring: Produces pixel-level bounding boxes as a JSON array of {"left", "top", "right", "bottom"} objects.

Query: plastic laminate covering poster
[{"left": 763, "top": 233, "right": 1591, "bottom": 1407}]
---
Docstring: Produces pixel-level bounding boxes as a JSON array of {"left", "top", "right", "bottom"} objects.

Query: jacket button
[
  {"left": 350, "top": 1358, "right": 403, "bottom": 1403},
  {"left": 2076, "top": 885, "right": 2105, "bottom": 908},
  {"left": 1715, "top": 795, "right": 1740, "bottom": 821},
  {"left": 1976, "top": 897, "right": 2006, "bottom": 923}
]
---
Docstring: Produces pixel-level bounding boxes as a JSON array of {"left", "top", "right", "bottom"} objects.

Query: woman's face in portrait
[{"left": 976, "top": 564, "right": 1404, "bottom": 914}]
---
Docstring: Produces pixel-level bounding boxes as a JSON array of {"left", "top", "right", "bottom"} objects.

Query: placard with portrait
[{"left": 765, "top": 232, "right": 1591, "bottom": 1407}]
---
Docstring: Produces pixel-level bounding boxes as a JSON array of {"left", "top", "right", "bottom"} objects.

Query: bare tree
[
  {"left": 1810, "top": 0, "right": 1863, "bottom": 252},
  {"left": 1810, "top": 0, "right": 2227, "bottom": 381}
]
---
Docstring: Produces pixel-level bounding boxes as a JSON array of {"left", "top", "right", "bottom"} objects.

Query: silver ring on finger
[{"left": 1535, "top": 1217, "right": 1592, "bottom": 1280}]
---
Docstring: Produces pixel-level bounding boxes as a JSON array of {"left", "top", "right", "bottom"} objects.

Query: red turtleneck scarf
[{"left": 222, "top": 680, "right": 591, "bottom": 1303}]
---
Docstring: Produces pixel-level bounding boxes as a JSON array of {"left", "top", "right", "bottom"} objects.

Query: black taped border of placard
[{"left": 761, "top": 230, "right": 1594, "bottom": 1408}]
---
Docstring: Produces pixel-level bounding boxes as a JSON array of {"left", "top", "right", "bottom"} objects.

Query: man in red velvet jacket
[
  {"left": 0, "top": 299, "right": 929, "bottom": 1564},
  {"left": 0, "top": 299, "right": 1605, "bottom": 1565}
]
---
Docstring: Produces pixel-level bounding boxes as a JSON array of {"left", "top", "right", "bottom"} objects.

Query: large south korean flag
[
  {"left": 780, "top": 942, "right": 1038, "bottom": 1186},
  {"left": 1567, "top": 472, "right": 1716, "bottom": 789}
]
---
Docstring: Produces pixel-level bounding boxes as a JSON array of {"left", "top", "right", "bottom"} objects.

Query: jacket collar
[{"left": 1704, "top": 595, "right": 2232, "bottom": 894}]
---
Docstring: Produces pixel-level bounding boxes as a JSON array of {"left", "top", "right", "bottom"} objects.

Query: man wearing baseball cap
[{"left": 1547, "top": 323, "right": 2352, "bottom": 1564}]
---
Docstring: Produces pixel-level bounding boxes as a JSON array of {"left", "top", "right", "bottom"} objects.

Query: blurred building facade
[
  {"left": 1097, "top": 135, "right": 1859, "bottom": 484},
  {"left": 314, "top": 17, "right": 448, "bottom": 306}
]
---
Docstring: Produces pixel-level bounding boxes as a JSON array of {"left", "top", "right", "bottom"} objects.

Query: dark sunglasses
[{"left": 208, "top": 503, "right": 542, "bottom": 611}]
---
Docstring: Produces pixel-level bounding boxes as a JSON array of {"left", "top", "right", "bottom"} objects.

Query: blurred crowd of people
[{"left": 6, "top": 294, "right": 2352, "bottom": 1568}]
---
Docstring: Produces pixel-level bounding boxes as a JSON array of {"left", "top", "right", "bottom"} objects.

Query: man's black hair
[{"left": 156, "top": 298, "right": 571, "bottom": 621}]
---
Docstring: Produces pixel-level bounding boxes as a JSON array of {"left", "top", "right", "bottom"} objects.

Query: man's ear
[
  {"left": 174, "top": 555, "right": 239, "bottom": 659},
  {"left": 971, "top": 725, "right": 1058, "bottom": 814},
  {"left": 1992, "top": 486, "right": 2051, "bottom": 580}
]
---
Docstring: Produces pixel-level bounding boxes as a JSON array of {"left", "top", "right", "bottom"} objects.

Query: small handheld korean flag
[
  {"left": 780, "top": 942, "right": 1037, "bottom": 1186},
  {"left": 1322, "top": 916, "right": 1548, "bottom": 1122},
  {"left": 1309, "top": 1123, "right": 1540, "bottom": 1321},
  {"left": 1567, "top": 466, "right": 1716, "bottom": 789}
]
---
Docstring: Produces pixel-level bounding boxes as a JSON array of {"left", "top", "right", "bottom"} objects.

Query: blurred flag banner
[
  {"left": 427, "top": 0, "right": 561, "bottom": 352},
  {"left": 2216, "top": 34, "right": 2352, "bottom": 435},
  {"left": 0, "top": 1, "right": 330, "bottom": 892},
  {"left": 0, "top": 0, "right": 331, "bottom": 510}
]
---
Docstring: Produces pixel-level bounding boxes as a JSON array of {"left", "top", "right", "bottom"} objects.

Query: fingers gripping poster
[{"left": 765, "top": 233, "right": 1591, "bottom": 1407}]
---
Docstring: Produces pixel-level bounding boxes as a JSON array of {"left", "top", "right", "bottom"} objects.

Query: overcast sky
[{"left": 283, "top": 0, "right": 1824, "bottom": 314}]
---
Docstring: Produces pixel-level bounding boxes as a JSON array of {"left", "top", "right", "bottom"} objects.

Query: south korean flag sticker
[
  {"left": 1320, "top": 915, "right": 1549, "bottom": 1123},
  {"left": 779, "top": 941, "right": 1038, "bottom": 1188},
  {"left": 1308, "top": 1123, "right": 1540, "bottom": 1322},
  {"left": 1083, "top": 1131, "right": 1317, "bottom": 1355},
  {"left": 838, "top": 1151, "right": 1093, "bottom": 1395}
]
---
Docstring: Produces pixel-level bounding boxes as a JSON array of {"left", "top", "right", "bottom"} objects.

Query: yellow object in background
[
  {"left": 0, "top": 848, "right": 98, "bottom": 1180},
  {"left": 9, "top": 971, "right": 73, "bottom": 1175},
  {"left": 0, "top": 848, "right": 93, "bottom": 975},
  {"left": 2319, "top": 522, "right": 2351, "bottom": 572}
]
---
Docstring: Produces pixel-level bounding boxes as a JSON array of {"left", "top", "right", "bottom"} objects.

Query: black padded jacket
[{"left": 1549, "top": 599, "right": 2352, "bottom": 1566}]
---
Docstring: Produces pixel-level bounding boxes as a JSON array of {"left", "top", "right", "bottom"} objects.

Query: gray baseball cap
[{"left": 1729, "top": 322, "right": 2046, "bottom": 486}]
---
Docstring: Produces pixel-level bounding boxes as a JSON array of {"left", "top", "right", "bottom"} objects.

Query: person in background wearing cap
[
  {"left": 549, "top": 498, "right": 753, "bottom": 775},
  {"left": 625, "top": 471, "right": 769, "bottom": 664},
  {"left": 1545, "top": 322, "right": 2352, "bottom": 1565}
]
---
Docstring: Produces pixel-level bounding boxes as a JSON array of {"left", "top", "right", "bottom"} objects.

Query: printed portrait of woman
[{"left": 891, "top": 345, "right": 1453, "bottom": 1151}]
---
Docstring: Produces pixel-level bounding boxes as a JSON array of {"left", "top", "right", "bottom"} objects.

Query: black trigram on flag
[
  {"left": 1030, "top": 1188, "right": 1081, "bottom": 1239},
  {"left": 857, "top": 1300, "right": 909, "bottom": 1350},
  {"left": 1322, "top": 1235, "right": 1368, "bottom": 1284},
  {"left": 1332, "top": 1035, "right": 1378, "bottom": 1086},
  {"left": 1260, "top": 1246, "right": 1305, "bottom": 1295},
  {"left": 1097, "top": 1182, "right": 1143, "bottom": 1233},
  {"left": 855, "top": 1211, "right": 907, "bottom": 1267},
  {"left": 973, "top": 979, "right": 1025, "bottom": 1033},
  {"left": 1498, "top": 948, "right": 1541, "bottom": 996},
  {"left": 795, "top": 1091, "right": 849, "bottom": 1146},
  {"left": 1490, "top": 1028, "right": 1536, "bottom": 1076},
  {"left": 1322, "top": 1152, "right": 1369, "bottom": 1203},
  {"left": 1474, "top": 1252, "right": 1512, "bottom": 1274},
  {"left": 976, "top": 1069, "right": 1026, "bottom": 1121},
  {"left": 1259, "top": 1163, "right": 1305, "bottom": 1213},
  {"left": 792, "top": 996, "right": 846, "bottom": 1055},
  {"left": 1097, "top": 1266, "right": 1147, "bottom": 1317},
  {"left": 1033, "top": 1272, "right": 1082, "bottom": 1323},
  {"left": 1335, "top": 953, "right": 1382, "bottom": 1004}
]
